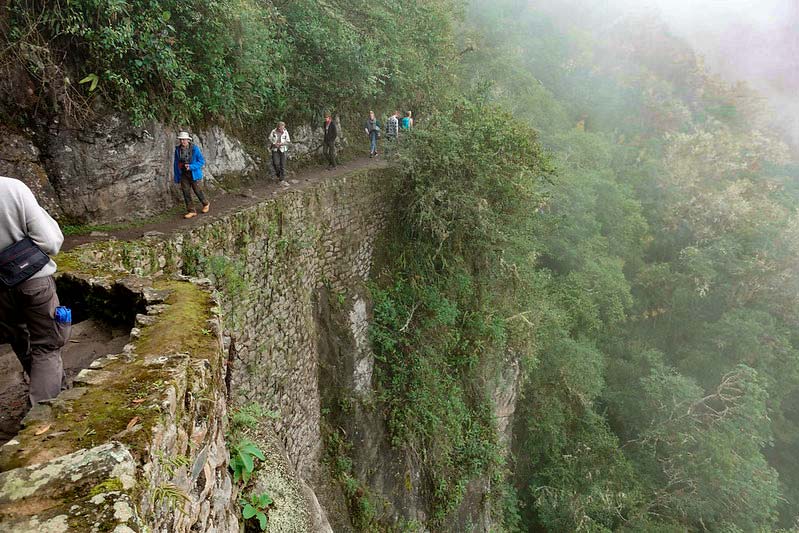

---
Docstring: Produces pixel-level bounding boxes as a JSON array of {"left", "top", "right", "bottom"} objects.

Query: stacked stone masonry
[
  {"left": 0, "top": 167, "right": 519, "bottom": 531},
  {"left": 0, "top": 275, "right": 238, "bottom": 531},
  {"left": 66, "top": 169, "right": 387, "bottom": 487}
]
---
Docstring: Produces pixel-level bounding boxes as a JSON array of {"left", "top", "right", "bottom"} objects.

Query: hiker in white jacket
[
  {"left": 269, "top": 122, "right": 291, "bottom": 181},
  {"left": 0, "top": 176, "right": 67, "bottom": 406}
]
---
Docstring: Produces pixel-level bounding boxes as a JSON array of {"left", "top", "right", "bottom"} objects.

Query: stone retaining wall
[
  {"left": 60, "top": 169, "right": 388, "bottom": 524},
  {"left": 0, "top": 167, "right": 519, "bottom": 531},
  {"left": 0, "top": 275, "right": 238, "bottom": 531}
]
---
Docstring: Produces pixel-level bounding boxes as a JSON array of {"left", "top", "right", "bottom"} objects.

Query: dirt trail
[
  {"left": 64, "top": 157, "right": 386, "bottom": 251},
  {"left": 0, "top": 319, "right": 130, "bottom": 443}
]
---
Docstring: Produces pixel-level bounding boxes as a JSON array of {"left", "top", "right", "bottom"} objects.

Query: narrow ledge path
[{"left": 63, "top": 156, "right": 388, "bottom": 251}]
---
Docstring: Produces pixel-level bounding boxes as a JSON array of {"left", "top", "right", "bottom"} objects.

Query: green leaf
[
  {"left": 257, "top": 493, "right": 273, "bottom": 507},
  {"left": 242, "top": 503, "right": 256, "bottom": 519},
  {"left": 161, "top": 11, "right": 171, "bottom": 22},
  {"left": 257, "top": 511, "right": 268, "bottom": 530},
  {"left": 78, "top": 73, "right": 99, "bottom": 92},
  {"left": 239, "top": 449, "right": 254, "bottom": 473},
  {"left": 241, "top": 443, "right": 265, "bottom": 461}
]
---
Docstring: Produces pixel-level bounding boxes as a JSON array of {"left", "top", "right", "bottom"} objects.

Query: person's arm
[
  {"left": 173, "top": 147, "right": 181, "bottom": 183},
  {"left": 22, "top": 188, "right": 63, "bottom": 256},
  {"left": 191, "top": 145, "right": 205, "bottom": 170},
  {"left": 284, "top": 130, "right": 291, "bottom": 144}
]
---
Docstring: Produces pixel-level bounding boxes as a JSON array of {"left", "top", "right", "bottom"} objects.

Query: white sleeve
[{"left": 23, "top": 188, "right": 63, "bottom": 256}]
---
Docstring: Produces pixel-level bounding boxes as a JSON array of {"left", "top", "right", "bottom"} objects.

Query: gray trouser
[
  {"left": 0, "top": 276, "right": 68, "bottom": 404},
  {"left": 272, "top": 150, "right": 287, "bottom": 179}
]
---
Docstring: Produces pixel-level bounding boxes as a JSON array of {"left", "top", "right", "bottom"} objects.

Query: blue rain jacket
[{"left": 173, "top": 144, "right": 205, "bottom": 183}]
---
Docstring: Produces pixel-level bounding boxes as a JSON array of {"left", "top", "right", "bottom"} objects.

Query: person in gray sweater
[{"left": 0, "top": 176, "right": 67, "bottom": 405}]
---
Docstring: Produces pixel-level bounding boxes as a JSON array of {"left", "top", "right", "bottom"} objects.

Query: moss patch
[
  {"left": 137, "top": 280, "right": 217, "bottom": 360},
  {"left": 89, "top": 477, "right": 124, "bottom": 497},
  {"left": 61, "top": 206, "right": 185, "bottom": 236}
]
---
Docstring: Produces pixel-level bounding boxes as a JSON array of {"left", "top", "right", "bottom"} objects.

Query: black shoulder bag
[{"left": 0, "top": 237, "right": 50, "bottom": 288}]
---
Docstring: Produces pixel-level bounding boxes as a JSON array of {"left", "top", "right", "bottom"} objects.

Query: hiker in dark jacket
[
  {"left": 173, "top": 131, "right": 209, "bottom": 219},
  {"left": 323, "top": 112, "right": 338, "bottom": 170},
  {"left": 0, "top": 176, "right": 67, "bottom": 406},
  {"left": 364, "top": 111, "right": 380, "bottom": 157}
]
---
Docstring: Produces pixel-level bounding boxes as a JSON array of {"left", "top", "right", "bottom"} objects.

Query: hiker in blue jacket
[{"left": 173, "top": 131, "right": 209, "bottom": 219}]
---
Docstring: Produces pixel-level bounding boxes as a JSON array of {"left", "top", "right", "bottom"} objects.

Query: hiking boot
[
  {"left": 184, "top": 211, "right": 197, "bottom": 219},
  {"left": 201, "top": 202, "right": 210, "bottom": 214}
]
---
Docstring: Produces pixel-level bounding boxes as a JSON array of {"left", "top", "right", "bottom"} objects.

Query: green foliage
[
  {"left": 155, "top": 450, "right": 191, "bottom": 479},
  {"left": 229, "top": 439, "right": 265, "bottom": 484},
  {"left": 152, "top": 482, "right": 189, "bottom": 514},
  {"left": 240, "top": 492, "right": 273, "bottom": 531},
  {"left": 456, "top": 1, "right": 799, "bottom": 530},
  {"left": 4, "top": 0, "right": 462, "bottom": 125},
  {"left": 631, "top": 365, "right": 780, "bottom": 530},
  {"left": 207, "top": 255, "right": 248, "bottom": 302},
  {"left": 6, "top": 0, "right": 287, "bottom": 124},
  {"left": 387, "top": 92, "right": 552, "bottom": 262},
  {"left": 368, "top": 93, "right": 552, "bottom": 527},
  {"left": 231, "top": 403, "right": 279, "bottom": 431},
  {"left": 324, "top": 428, "right": 381, "bottom": 530}
]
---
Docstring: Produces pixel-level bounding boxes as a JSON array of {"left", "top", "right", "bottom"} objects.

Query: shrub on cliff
[{"left": 369, "top": 93, "right": 553, "bottom": 525}]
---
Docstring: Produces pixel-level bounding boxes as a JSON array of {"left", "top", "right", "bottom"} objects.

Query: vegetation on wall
[{"left": 369, "top": 92, "right": 553, "bottom": 525}]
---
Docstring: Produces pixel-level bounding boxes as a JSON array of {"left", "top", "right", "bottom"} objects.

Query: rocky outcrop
[
  {"left": 288, "top": 118, "right": 345, "bottom": 159},
  {"left": 0, "top": 127, "right": 60, "bottom": 216},
  {"left": 0, "top": 116, "right": 346, "bottom": 225},
  {"left": 0, "top": 442, "right": 139, "bottom": 531},
  {"left": 39, "top": 118, "right": 255, "bottom": 224},
  {"left": 0, "top": 119, "right": 255, "bottom": 225}
]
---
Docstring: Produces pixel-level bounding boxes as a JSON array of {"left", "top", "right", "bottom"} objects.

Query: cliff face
[
  {"left": 0, "top": 168, "right": 521, "bottom": 531},
  {"left": 0, "top": 119, "right": 344, "bottom": 225}
]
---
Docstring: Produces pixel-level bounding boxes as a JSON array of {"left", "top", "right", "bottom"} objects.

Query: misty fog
[{"left": 610, "top": 0, "right": 799, "bottom": 143}]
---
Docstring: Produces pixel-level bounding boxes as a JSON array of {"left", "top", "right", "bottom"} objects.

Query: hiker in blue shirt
[
  {"left": 401, "top": 111, "right": 413, "bottom": 130},
  {"left": 173, "top": 131, "right": 209, "bottom": 219}
]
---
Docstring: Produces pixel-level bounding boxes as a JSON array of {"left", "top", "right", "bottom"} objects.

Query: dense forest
[
  {"left": 3, "top": 0, "right": 799, "bottom": 531},
  {"left": 374, "top": 0, "right": 799, "bottom": 530}
]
